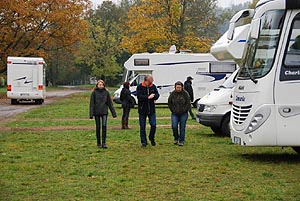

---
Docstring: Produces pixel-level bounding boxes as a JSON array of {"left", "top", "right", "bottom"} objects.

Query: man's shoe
[
  {"left": 192, "top": 117, "right": 196, "bottom": 120},
  {"left": 97, "top": 144, "right": 102, "bottom": 148},
  {"left": 102, "top": 143, "right": 108, "bottom": 149},
  {"left": 141, "top": 144, "right": 147, "bottom": 147},
  {"left": 174, "top": 140, "right": 178, "bottom": 145},
  {"left": 150, "top": 140, "right": 156, "bottom": 146},
  {"left": 178, "top": 142, "right": 184, "bottom": 146}
]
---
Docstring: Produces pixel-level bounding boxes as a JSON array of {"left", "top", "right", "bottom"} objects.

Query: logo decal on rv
[
  {"left": 15, "top": 76, "right": 33, "bottom": 84},
  {"left": 235, "top": 95, "right": 245, "bottom": 102}
]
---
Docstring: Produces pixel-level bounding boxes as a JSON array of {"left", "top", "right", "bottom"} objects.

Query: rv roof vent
[{"left": 169, "top": 45, "right": 176, "bottom": 54}]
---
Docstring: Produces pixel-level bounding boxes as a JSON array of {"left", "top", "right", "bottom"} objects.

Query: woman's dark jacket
[
  {"left": 89, "top": 88, "right": 117, "bottom": 117},
  {"left": 137, "top": 81, "right": 160, "bottom": 115},
  {"left": 120, "top": 87, "right": 133, "bottom": 108},
  {"left": 168, "top": 89, "right": 191, "bottom": 114}
]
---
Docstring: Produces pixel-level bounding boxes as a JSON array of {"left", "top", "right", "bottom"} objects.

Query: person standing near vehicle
[
  {"left": 90, "top": 80, "right": 117, "bottom": 149},
  {"left": 137, "top": 75, "right": 160, "bottom": 147},
  {"left": 168, "top": 81, "right": 191, "bottom": 146},
  {"left": 184, "top": 76, "right": 196, "bottom": 120},
  {"left": 120, "top": 81, "right": 133, "bottom": 129}
]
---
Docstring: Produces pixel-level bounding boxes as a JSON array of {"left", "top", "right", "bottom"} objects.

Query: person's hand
[{"left": 148, "top": 94, "right": 155, "bottom": 99}]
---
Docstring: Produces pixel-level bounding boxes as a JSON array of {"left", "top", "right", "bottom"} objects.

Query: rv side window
[
  {"left": 284, "top": 13, "right": 300, "bottom": 68},
  {"left": 210, "top": 63, "right": 236, "bottom": 73},
  {"left": 280, "top": 12, "right": 300, "bottom": 81},
  {"left": 134, "top": 59, "right": 149, "bottom": 66}
]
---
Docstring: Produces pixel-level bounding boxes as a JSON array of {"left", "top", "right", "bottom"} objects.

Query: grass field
[{"left": 1, "top": 91, "right": 300, "bottom": 200}]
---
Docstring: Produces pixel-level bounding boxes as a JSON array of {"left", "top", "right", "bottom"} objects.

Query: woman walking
[
  {"left": 120, "top": 82, "right": 133, "bottom": 129},
  {"left": 90, "top": 80, "right": 117, "bottom": 149},
  {"left": 168, "top": 81, "right": 191, "bottom": 146}
]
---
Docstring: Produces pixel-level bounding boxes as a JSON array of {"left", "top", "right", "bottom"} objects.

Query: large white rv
[
  {"left": 7, "top": 57, "right": 46, "bottom": 104},
  {"left": 113, "top": 52, "right": 237, "bottom": 104},
  {"left": 211, "top": 0, "right": 300, "bottom": 154}
]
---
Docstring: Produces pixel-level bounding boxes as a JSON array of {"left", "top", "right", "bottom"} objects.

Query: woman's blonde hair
[{"left": 93, "top": 80, "right": 106, "bottom": 91}]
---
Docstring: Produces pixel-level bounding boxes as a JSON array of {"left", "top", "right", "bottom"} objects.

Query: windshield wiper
[{"left": 245, "top": 66, "right": 258, "bottom": 84}]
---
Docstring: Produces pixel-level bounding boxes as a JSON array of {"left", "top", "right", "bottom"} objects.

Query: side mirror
[
  {"left": 250, "top": 19, "right": 261, "bottom": 39},
  {"left": 227, "top": 9, "right": 254, "bottom": 41}
]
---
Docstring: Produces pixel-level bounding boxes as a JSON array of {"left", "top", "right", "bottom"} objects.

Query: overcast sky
[{"left": 92, "top": 0, "right": 252, "bottom": 8}]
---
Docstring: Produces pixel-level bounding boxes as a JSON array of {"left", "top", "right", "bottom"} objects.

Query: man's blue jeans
[
  {"left": 171, "top": 112, "right": 188, "bottom": 143},
  {"left": 139, "top": 113, "right": 156, "bottom": 145}
]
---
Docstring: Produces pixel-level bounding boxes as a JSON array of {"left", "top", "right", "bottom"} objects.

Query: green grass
[{"left": 1, "top": 92, "right": 300, "bottom": 200}]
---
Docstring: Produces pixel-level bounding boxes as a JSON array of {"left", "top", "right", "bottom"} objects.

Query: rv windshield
[{"left": 239, "top": 10, "right": 285, "bottom": 79}]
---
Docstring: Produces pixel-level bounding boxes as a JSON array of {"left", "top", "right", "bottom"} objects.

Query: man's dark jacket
[
  {"left": 90, "top": 88, "right": 117, "bottom": 117},
  {"left": 137, "top": 81, "right": 160, "bottom": 114},
  {"left": 184, "top": 80, "right": 194, "bottom": 102},
  {"left": 168, "top": 90, "right": 191, "bottom": 114}
]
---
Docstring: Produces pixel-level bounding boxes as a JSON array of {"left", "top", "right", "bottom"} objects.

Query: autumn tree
[
  {"left": 0, "top": 0, "right": 90, "bottom": 74},
  {"left": 76, "top": 1, "right": 126, "bottom": 83},
  {"left": 121, "top": 0, "right": 218, "bottom": 53}
]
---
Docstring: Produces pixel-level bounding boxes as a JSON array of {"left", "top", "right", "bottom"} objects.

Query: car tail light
[
  {"left": 7, "top": 61, "right": 12, "bottom": 64},
  {"left": 38, "top": 85, "right": 43, "bottom": 90},
  {"left": 7, "top": 85, "right": 12, "bottom": 91}
]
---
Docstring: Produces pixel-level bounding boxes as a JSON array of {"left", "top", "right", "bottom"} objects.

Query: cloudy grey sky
[{"left": 92, "top": 0, "right": 252, "bottom": 8}]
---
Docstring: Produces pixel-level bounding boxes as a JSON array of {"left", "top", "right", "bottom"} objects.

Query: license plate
[
  {"left": 233, "top": 136, "right": 241, "bottom": 145},
  {"left": 20, "top": 93, "right": 29, "bottom": 96}
]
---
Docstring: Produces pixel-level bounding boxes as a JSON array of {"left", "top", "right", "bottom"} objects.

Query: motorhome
[
  {"left": 196, "top": 69, "right": 239, "bottom": 136},
  {"left": 7, "top": 57, "right": 46, "bottom": 104},
  {"left": 211, "top": 0, "right": 300, "bottom": 154},
  {"left": 113, "top": 52, "right": 237, "bottom": 104}
]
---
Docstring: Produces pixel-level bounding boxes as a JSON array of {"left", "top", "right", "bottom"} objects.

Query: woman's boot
[{"left": 121, "top": 119, "right": 126, "bottom": 129}]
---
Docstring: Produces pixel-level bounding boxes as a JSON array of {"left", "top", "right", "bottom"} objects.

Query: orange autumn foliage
[
  {"left": 0, "top": 0, "right": 91, "bottom": 73},
  {"left": 121, "top": 0, "right": 216, "bottom": 54}
]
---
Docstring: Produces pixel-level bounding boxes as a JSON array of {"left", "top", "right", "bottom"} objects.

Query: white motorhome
[
  {"left": 211, "top": 0, "right": 300, "bottom": 154},
  {"left": 196, "top": 69, "right": 239, "bottom": 136},
  {"left": 7, "top": 57, "right": 46, "bottom": 104},
  {"left": 113, "top": 52, "right": 237, "bottom": 104}
]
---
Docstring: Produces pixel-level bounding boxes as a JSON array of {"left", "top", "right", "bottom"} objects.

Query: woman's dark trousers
[{"left": 94, "top": 115, "right": 108, "bottom": 145}]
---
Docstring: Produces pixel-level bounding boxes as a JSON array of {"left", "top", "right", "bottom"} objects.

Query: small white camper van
[
  {"left": 113, "top": 52, "right": 237, "bottom": 104},
  {"left": 196, "top": 69, "right": 239, "bottom": 136},
  {"left": 7, "top": 57, "right": 46, "bottom": 104}
]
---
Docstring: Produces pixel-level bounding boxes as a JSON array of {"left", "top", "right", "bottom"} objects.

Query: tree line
[{"left": 0, "top": 0, "right": 252, "bottom": 86}]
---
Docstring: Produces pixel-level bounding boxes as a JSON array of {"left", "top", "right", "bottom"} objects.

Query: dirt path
[{"left": 0, "top": 88, "right": 87, "bottom": 123}]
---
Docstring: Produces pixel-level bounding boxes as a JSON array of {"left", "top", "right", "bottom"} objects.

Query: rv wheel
[
  {"left": 35, "top": 99, "right": 43, "bottom": 104},
  {"left": 292, "top": 147, "right": 300, "bottom": 154},
  {"left": 11, "top": 99, "right": 18, "bottom": 105},
  {"left": 210, "top": 126, "right": 222, "bottom": 135},
  {"left": 221, "top": 115, "right": 230, "bottom": 137}
]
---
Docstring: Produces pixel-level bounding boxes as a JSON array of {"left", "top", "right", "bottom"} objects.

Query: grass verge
[{"left": 1, "top": 92, "right": 299, "bottom": 200}]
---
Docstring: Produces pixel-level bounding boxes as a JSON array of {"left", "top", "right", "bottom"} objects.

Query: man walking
[
  {"left": 137, "top": 75, "right": 160, "bottom": 147},
  {"left": 184, "top": 76, "right": 196, "bottom": 120}
]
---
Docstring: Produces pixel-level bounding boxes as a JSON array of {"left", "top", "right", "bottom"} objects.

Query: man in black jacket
[
  {"left": 137, "top": 75, "right": 160, "bottom": 147},
  {"left": 184, "top": 76, "right": 196, "bottom": 120}
]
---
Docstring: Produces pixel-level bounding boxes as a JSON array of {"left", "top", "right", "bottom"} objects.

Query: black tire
[
  {"left": 35, "top": 99, "right": 43, "bottom": 104},
  {"left": 210, "top": 126, "right": 222, "bottom": 135},
  {"left": 292, "top": 147, "right": 300, "bottom": 154},
  {"left": 221, "top": 115, "right": 231, "bottom": 137},
  {"left": 11, "top": 99, "right": 18, "bottom": 105}
]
